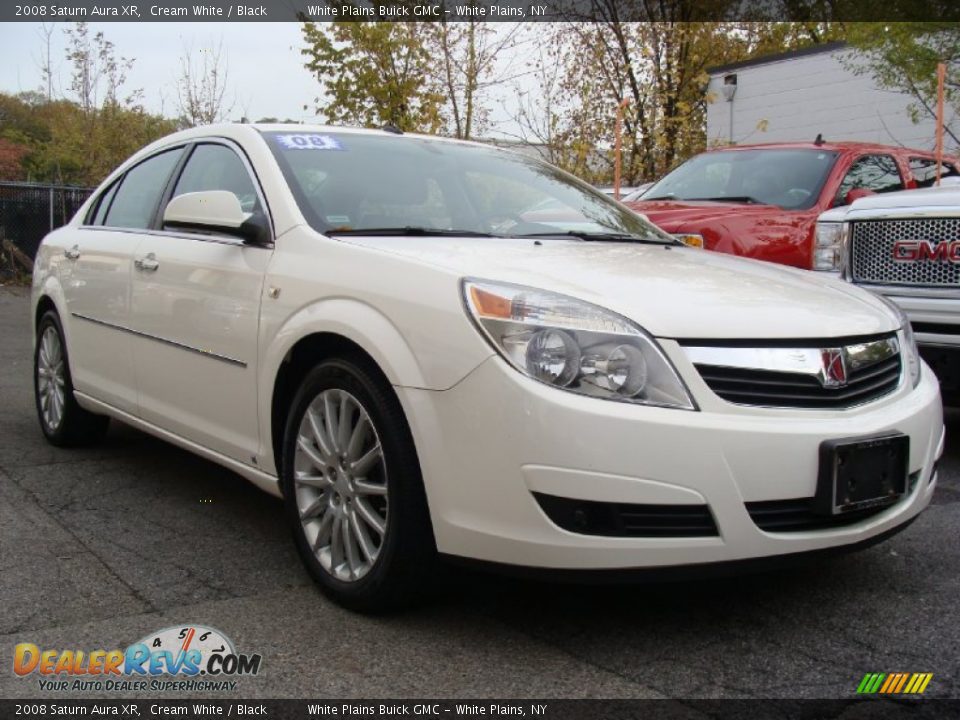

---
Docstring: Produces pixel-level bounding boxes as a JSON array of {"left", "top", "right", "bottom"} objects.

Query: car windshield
[
  {"left": 263, "top": 131, "right": 674, "bottom": 242},
  {"left": 643, "top": 148, "right": 839, "bottom": 210}
]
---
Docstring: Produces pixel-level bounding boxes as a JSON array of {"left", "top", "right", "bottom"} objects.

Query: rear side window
[
  {"left": 835, "top": 155, "right": 904, "bottom": 204},
  {"left": 104, "top": 148, "right": 184, "bottom": 229},
  {"left": 909, "top": 157, "right": 960, "bottom": 188},
  {"left": 171, "top": 143, "right": 262, "bottom": 214}
]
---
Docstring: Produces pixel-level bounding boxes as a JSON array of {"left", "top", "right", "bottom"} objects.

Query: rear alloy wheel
[
  {"left": 281, "top": 358, "right": 435, "bottom": 612},
  {"left": 34, "top": 310, "right": 109, "bottom": 447}
]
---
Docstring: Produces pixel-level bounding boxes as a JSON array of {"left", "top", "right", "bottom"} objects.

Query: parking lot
[{"left": 1, "top": 285, "right": 958, "bottom": 700}]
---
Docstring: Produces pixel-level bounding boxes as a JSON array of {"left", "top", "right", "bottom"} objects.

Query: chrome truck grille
[{"left": 850, "top": 218, "right": 960, "bottom": 287}]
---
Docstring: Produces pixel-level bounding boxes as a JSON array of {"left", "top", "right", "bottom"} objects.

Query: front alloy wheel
[
  {"left": 293, "top": 388, "right": 389, "bottom": 582},
  {"left": 281, "top": 357, "right": 436, "bottom": 612}
]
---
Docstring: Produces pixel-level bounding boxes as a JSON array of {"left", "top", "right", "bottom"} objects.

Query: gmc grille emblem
[
  {"left": 820, "top": 348, "right": 847, "bottom": 388},
  {"left": 892, "top": 239, "right": 960, "bottom": 262}
]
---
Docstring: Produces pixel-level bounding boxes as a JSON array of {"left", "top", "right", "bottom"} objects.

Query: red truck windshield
[{"left": 644, "top": 149, "right": 839, "bottom": 210}]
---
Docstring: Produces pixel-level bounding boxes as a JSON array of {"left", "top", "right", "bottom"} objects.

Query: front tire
[
  {"left": 34, "top": 310, "right": 109, "bottom": 447},
  {"left": 281, "top": 357, "right": 436, "bottom": 612}
]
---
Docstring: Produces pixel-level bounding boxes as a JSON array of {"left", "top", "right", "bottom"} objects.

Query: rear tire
[
  {"left": 34, "top": 310, "right": 109, "bottom": 447},
  {"left": 281, "top": 356, "right": 436, "bottom": 612}
]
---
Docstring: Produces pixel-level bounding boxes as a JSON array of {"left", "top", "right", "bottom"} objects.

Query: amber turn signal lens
[{"left": 469, "top": 285, "right": 513, "bottom": 319}]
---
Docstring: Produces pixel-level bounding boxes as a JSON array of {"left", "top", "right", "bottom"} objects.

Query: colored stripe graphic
[{"left": 858, "top": 672, "right": 932, "bottom": 694}]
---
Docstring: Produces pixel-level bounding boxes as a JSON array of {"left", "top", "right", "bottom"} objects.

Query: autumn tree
[
  {"left": 514, "top": 4, "right": 843, "bottom": 185},
  {"left": 0, "top": 23, "right": 175, "bottom": 185},
  {"left": 427, "top": 19, "right": 526, "bottom": 139},
  {"left": 176, "top": 39, "right": 235, "bottom": 127},
  {"left": 0, "top": 138, "right": 30, "bottom": 181},
  {"left": 301, "top": 21, "right": 445, "bottom": 132}
]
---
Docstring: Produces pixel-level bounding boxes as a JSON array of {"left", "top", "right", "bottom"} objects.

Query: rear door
[
  {"left": 61, "top": 147, "right": 185, "bottom": 414},
  {"left": 832, "top": 154, "right": 906, "bottom": 206},
  {"left": 907, "top": 156, "right": 960, "bottom": 187},
  {"left": 128, "top": 140, "right": 273, "bottom": 464}
]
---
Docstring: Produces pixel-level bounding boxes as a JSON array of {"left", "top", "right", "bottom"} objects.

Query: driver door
[{"left": 128, "top": 140, "right": 272, "bottom": 464}]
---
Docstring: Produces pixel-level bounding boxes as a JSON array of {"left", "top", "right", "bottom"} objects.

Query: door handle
[
  {"left": 134, "top": 253, "right": 159, "bottom": 272},
  {"left": 64, "top": 245, "right": 80, "bottom": 260}
]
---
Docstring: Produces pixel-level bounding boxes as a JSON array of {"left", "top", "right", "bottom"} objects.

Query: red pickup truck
[{"left": 627, "top": 141, "right": 960, "bottom": 270}]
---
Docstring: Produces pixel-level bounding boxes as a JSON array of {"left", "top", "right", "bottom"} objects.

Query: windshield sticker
[
  {"left": 325, "top": 215, "right": 351, "bottom": 225},
  {"left": 276, "top": 134, "right": 344, "bottom": 151}
]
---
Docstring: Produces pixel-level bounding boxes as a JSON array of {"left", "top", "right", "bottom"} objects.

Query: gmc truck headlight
[
  {"left": 814, "top": 221, "right": 847, "bottom": 271},
  {"left": 463, "top": 279, "right": 696, "bottom": 409}
]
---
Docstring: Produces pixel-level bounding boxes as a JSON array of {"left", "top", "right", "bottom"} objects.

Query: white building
[{"left": 706, "top": 42, "right": 958, "bottom": 151}]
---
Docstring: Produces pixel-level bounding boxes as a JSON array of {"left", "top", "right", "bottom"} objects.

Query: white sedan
[{"left": 32, "top": 124, "right": 943, "bottom": 610}]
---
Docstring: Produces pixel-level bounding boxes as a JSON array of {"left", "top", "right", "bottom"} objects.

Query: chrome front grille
[
  {"left": 850, "top": 218, "right": 960, "bottom": 287},
  {"left": 686, "top": 335, "right": 902, "bottom": 409}
]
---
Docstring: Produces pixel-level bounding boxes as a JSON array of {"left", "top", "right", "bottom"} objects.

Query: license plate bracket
[{"left": 814, "top": 434, "right": 909, "bottom": 516}]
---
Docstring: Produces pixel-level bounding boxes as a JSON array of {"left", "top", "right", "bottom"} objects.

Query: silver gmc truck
[{"left": 817, "top": 184, "right": 960, "bottom": 399}]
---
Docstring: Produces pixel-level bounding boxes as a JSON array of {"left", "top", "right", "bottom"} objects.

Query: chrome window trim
[{"left": 79, "top": 136, "right": 275, "bottom": 247}]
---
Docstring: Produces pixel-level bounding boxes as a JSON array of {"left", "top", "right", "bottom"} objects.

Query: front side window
[
  {"left": 263, "top": 131, "right": 673, "bottom": 242},
  {"left": 909, "top": 157, "right": 960, "bottom": 188},
  {"left": 87, "top": 179, "right": 120, "bottom": 225},
  {"left": 835, "top": 155, "right": 904, "bottom": 204},
  {"left": 643, "top": 149, "right": 839, "bottom": 210},
  {"left": 104, "top": 148, "right": 184, "bottom": 229},
  {"left": 171, "top": 143, "right": 261, "bottom": 214}
]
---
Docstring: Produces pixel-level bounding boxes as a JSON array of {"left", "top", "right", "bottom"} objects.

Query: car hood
[
  {"left": 339, "top": 235, "right": 897, "bottom": 340},
  {"left": 627, "top": 200, "right": 785, "bottom": 231}
]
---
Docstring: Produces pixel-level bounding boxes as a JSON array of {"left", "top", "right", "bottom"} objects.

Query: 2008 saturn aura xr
[{"left": 32, "top": 124, "right": 944, "bottom": 610}]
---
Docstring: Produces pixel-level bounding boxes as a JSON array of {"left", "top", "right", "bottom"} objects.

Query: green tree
[
  {"left": 301, "top": 21, "right": 444, "bottom": 132},
  {"left": 845, "top": 22, "right": 959, "bottom": 146}
]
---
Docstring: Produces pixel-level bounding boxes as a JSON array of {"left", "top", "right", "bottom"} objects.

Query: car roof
[{"left": 175, "top": 122, "right": 492, "bottom": 148}]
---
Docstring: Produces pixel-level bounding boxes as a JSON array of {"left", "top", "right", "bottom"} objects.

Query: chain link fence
[{"left": 0, "top": 182, "right": 94, "bottom": 279}]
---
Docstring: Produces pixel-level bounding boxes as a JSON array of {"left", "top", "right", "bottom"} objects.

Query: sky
[
  {"left": 0, "top": 22, "right": 356, "bottom": 123},
  {"left": 0, "top": 22, "right": 529, "bottom": 135}
]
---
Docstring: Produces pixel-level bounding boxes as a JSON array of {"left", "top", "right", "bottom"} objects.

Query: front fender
[{"left": 263, "top": 296, "right": 432, "bottom": 393}]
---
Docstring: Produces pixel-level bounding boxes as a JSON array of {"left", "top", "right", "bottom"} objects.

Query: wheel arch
[{"left": 263, "top": 298, "right": 429, "bottom": 479}]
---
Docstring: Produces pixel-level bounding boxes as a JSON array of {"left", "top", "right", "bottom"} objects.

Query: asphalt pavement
[{"left": 1, "top": 286, "right": 958, "bottom": 700}]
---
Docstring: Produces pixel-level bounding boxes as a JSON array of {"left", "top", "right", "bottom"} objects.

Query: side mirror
[{"left": 163, "top": 191, "right": 269, "bottom": 244}]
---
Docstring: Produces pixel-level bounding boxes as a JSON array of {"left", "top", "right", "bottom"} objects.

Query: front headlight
[
  {"left": 875, "top": 295, "right": 921, "bottom": 388},
  {"left": 463, "top": 279, "right": 696, "bottom": 409},
  {"left": 814, "top": 221, "right": 847, "bottom": 271}
]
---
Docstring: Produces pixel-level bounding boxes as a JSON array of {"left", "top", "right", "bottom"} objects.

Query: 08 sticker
[{"left": 276, "top": 134, "right": 344, "bottom": 151}]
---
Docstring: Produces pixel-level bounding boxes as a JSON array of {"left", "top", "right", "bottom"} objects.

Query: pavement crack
[{"left": 2, "top": 465, "right": 159, "bottom": 616}]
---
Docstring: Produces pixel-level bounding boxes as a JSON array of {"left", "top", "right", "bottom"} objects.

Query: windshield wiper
[
  {"left": 642, "top": 194, "right": 676, "bottom": 201},
  {"left": 515, "top": 231, "right": 679, "bottom": 245},
  {"left": 687, "top": 196, "right": 767, "bottom": 205},
  {"left": 327, "top": 226, "right": 499, "bottom": 237}
]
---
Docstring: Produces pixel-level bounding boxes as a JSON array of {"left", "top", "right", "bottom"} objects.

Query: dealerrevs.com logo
[{"left": 13, "top": 625, "right": 262, "bottom": 692}]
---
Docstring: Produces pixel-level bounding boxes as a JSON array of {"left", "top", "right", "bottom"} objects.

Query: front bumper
[
  {"left": 880, "top": 290, "right": 960, "bottom": 348},
  {"left": 398, "top": 350, "right": 943, "bottom": 571},
  {"left": 870, "top": 289, "right": 960, "bottom": 393}
]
